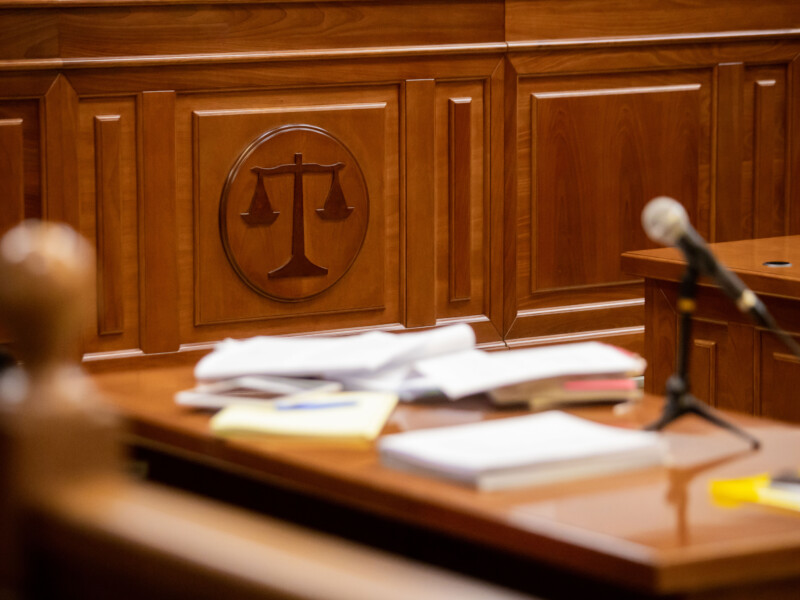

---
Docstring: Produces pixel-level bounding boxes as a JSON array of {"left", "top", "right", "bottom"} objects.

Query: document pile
[
  {"left": 379, "top": 411, "right": 667, "bottom": 491},
  {"left": 482, "top": 343, "right": 645, "bottom": 408},
  {"left": 177, "top": 324, "right": 647, "bottom": 439}
]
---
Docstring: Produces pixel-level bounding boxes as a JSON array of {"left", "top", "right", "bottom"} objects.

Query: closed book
[
  {"left": 378, "top": 411, "right": 666, "bottom": 491},
  {"left": 491, "top": 377, "right": 642, "bottom": 410}
]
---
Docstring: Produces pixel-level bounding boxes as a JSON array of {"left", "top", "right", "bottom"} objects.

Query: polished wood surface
[
  {"left": 90, "top": 354, "right": 800, "bottom": 599},
  {"left": 0, "top": 0, "right": 799, "bottom": 359},
  {"left": 0, "top": 221, "right": 533, "bottom": 600},
  {"left": 622, "top": 236, "right": 800, "bottom": 422}
]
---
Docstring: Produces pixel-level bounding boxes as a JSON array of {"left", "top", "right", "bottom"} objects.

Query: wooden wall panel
[
  {"left": 753, "top": 79, "right": 780, "bottom": 237},
  {"left": 506, "top": 0, "right": 800, "bottom": 42},
  {"left": 525, "top": 75, "right": 709, "bottom": 293},
  {"left": 715, "top": 63, "right": 746, "bottom": 242},
  {"left": 433, "top": 81, "right": 494, "bottom": 332},
  {"left": 405, "top": 79, "right": 436, "bottom": 328},
  {"left": 188, "top": 88, "right": 396, "bottom": 338},
  {"left": 78, "top": 98, "right": 140, "bottom": 356},
  {"left": 0, "top": 101, "right": 41, "bottom": 222},
  {"left": 791, "top": 57, "right": 800, "bottom": 235},
  {"left": 93, "top": 115, "right": 124, "bottom": 336},
  {"left": 508, "top": 68, "right": 711, "bottom": 346},
  {"left": 0, "top": 119, "right": 23, "bottom": 237},
  {"left": 1, "top": 0, "right": 797, "bottom": 360},
  {"left": 689, "top": 338, "right": 717, "bottom": 405},
  {"left": 760, "top": 334, "right": 800, "bottom": 422},
  {"left": 43, "top": 75, "right": 80, "bottom": 232},
  {"left": 715, "top": 63, "right": 790, "bottom": 243},
  {"left": 0, "top": 1, "right": 503, "bottom": 61},
  {"left": 448, "top": 97, "right": 472, "bottom": 302},
  {"left": 140, "top": 91, "right": 179, "bottom": 354}
]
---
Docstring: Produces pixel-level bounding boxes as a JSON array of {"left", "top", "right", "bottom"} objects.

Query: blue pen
[{"left": 275, "top": 400, "right": 358, "bottom": 411}]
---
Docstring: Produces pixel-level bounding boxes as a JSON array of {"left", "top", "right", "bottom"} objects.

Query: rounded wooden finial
[{"left": 0, "top": 220, "right": 93, "bottom": 373}]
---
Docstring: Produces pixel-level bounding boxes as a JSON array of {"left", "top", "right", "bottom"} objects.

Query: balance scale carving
[{"left": 241, "top": 152, "right": 354, "bottom": 279}]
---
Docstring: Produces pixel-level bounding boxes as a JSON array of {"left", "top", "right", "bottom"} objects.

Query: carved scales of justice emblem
[
  {"left": 220, "top": 124, "right": 369, "bottom": 302},
  {"left": 242, "top": 152, "right": 352, "bottom": 279}
]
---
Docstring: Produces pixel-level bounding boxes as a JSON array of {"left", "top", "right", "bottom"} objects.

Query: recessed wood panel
[
  {"left": 93, "top": 115, "right": 124, "bottom": 336},
  {"left": 523, "top": 73, "right": 710, "bottom": 296},
  {"left": 193, "top": 94, "right": 392, "bottom": 328},
  {"left": 0, "top": 101, "right": 42, "bottom": 222},
  {"left": 77, "top": 98, "right": 140, "bottom": 356},
  {"left": 689, "top": 319, "right": 754, "bottom": 414},
  {"left": 760, "top": 333, "right": 800, "bottom": 423},
  {"left": 689, "top": 338, "right": 717, "bottom": 406},
  {"left": 448, "top": 97, "right": 472, "bottom": 302},
  {"left": 747, "top": 66, "right": 788, "bottom": 240},
  {"left": 434, "top": 81, "right": 490, "bottom": 324},
  {"left": 0, "top": 119, "right": 24, "bottom": 237}
]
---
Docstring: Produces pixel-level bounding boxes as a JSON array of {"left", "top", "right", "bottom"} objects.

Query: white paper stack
[
  {"left": 378, "top": 411, "right": 667, "bottom": 491},
  {"left": 178, "top": 326, "right": 646, "bottom": 407}
]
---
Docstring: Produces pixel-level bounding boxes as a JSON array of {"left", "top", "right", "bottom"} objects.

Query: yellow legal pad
[
  {"left": 710, "top": 473, "right": 800, "bottom": 513},
  {"left": 209, "top": 391, "right": 399, "bottom": 441}
]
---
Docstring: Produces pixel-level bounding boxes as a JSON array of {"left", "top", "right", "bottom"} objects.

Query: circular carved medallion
[{"left": 220, "top": 125, "right": 369, "bottom": 302}]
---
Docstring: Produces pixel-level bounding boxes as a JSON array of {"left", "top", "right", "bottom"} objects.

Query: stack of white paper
[
  {"left": 179, "top": 326, "right": 646, "bottom": 407},
  {"left": 378, "top": 411, "right": 667, "bottom": 491}
]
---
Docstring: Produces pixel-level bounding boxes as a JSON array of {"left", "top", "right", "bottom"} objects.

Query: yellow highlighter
[{"left": 710, "top": 471, "right": 800, "bottom": 512}]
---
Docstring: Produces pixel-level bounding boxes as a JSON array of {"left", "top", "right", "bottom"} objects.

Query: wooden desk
[
  {"left": 622, "top": 236, "right": 800, "bottom": 423},
  {"left": 89, "top": 355, "right": 800, "bottom": 600}
]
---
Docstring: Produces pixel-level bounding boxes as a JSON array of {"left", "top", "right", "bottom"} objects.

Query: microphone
[{"left": 641, "top": 196, "right": 770, "bottom": 326}]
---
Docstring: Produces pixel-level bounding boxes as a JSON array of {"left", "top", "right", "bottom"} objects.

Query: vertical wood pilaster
[
  {"left": 140, "top": 91, "right": 179, "bottom": 353},
  {"left": 405, "top": 79, "right": 436, "bottom": 328},
  {"left": 488, "top": 59, "right": 505, "bottom": 339},
  {"left": 503, "top": 57, "right": 519, "bottom": 337},
  {"left": 715, "top": 63, "right": 745, "bottom": 241},
  {"left": 43, "top": 75, "right": 80, "bottom": 232},
  {"left": 789, "top": 56, "right": 800, "bottom": 235}
]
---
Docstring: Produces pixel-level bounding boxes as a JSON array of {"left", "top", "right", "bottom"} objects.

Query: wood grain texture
[
  {"left": 434, "top": 80, "right": 493, "bottom": 333},
  {"left": 140, "top": 91, "right": 179, "bottom": 353},
  {"left": 506, "top": 0, "right": 800, "bottom": 42},
  {"left": 190, "top": 95, "right": 392, "bottom": 333},
  {"left": 0, "top": 1, "right": 505, "bottom": 61},
  {"left": 753, "top": 79, "right": 780, "bottom": 238},
  {"left": 0, "top": 100, "right": 42, "bottom": 222},
  {"left": 521, "top": 74, "right": 709, "bottom": 293},
  {"left": 0, "top": 0, "right": 798, "bottom": 357},
  {"left": 715, "top": 63, "right": 746, "bottom": 241},
  {"left": 43, "top": 75, "right": 80, "bottom": 231},
  {"left": 94, "top": 115, "right": 123, "bottom": 335},
  {"left": 0, "top": 119, "right": 23, "bottom": 237},
  {"left": 448, "top": 98, "right": 472, "bottom": 302},
  {"left": 760, "top": 335, "right": 800, "bottom": 422},
  {"left": 91, "top": 357, "right": 800, "bottom": 598},
  {"left": 404, "top": 79, "right": 436, "bottom": 328},
  {"left": 790, "top": 56, "right": 800, "bottom": 235},
  {"left": 624, "top": 238, "right": 800, "bottom": 421}
]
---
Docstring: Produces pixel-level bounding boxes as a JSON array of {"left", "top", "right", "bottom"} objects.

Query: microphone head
[{"left": 641, "top": 196, "right": 689, "bottom": 246}]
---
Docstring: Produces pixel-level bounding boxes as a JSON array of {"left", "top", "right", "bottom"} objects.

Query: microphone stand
[{"left": 645, "top": 264, "right": 761, "bottom": 449}]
